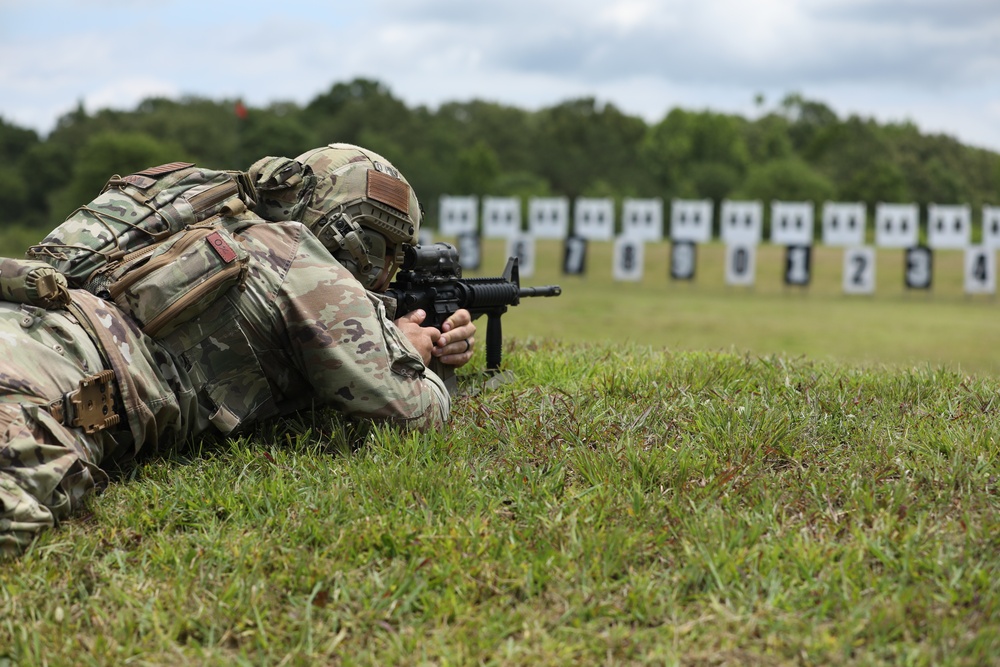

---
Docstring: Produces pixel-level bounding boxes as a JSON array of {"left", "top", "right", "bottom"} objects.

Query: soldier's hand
[
  {"left": 395, "top": 309, "right": 441, "bottom": 365},
  {"left": 433, "top": 308, "right": 476, "bottom": 367}
]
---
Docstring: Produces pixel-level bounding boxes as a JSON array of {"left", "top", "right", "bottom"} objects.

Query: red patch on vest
[{"left": 207, "top": 232, "right": 237, "bottom": 264}]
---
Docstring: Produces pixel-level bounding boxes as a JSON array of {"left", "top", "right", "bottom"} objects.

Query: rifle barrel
[{"left": 519, "top": 285, "right": 562, "bottom": 298}]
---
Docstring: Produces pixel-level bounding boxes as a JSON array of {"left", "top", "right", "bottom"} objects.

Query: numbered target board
[
  {"left": 725, "top": 243, "right": 756, "bottom": 286},
  {"left": 482, "top": 196, "right": 521, "bottom": 238},
  {"left": 506, "top": 234, "right": 535, "bottom": 278},
  {"left": 784, "top": 245, "right": 812, "bottom": 286},
  {"left": 771, "top": 201, "right": 814, "bottom": 245},
  {"left": 613, "top": 236, "right": 644, "bottom": 281},
  {"left": 964, "top": 246, "right": 995, "bottom": 294},
  {"left": 842, "top": 247, "right": 876, "bottom": 294},
  {"left": 573, "top": 198, "right": 615, "bottom": 241},
  {"left": 984, "top": 205, "right": 1000, "bottom": 249},
  {"left": 528, "top": 197, "right": 569, "bottom": 239},
  {"left": 456, "top": 233, "right": 482, "bottom": 271},
  {"left": 875, "top": 203, "right": 919, "bottom": 248},
  {"left": 439, "top": 195, "right": 478, "bottom": 236},
  {"left": 563, "top": 236, "right": 587, "bottom": 275},
  {"left": 621, "top": 198, "right": 664, "bottom": 242},
  {"left": 904, "top": 246, "right": 933, "bottom": 290},
  {"left": 670, "top": 199, "right": 713, "bottom": 243},
  {"left": 720, "top": 200, "right": 763, "bottom": 245},
  {"left": 928, "top": 204, "right": 971, "bottom": 249},
  {"left": 670, "top": 241, "right": 697, "bottom": 280},
  {"left": 823, "top": 202, "right": 866, "bottom": 246}
]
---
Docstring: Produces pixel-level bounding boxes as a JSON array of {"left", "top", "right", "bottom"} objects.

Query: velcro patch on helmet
[{"left": 367, "top": 170, "right": 410, "bottom": 214}]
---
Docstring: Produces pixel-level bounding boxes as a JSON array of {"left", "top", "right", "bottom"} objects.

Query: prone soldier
[{"left": 0, "top": 143, "right": 477, "bottom": 557}]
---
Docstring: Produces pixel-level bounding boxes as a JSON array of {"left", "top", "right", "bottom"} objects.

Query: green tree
[
  {"left": 643, "top": 109, "right": 750, "bottom": 198},
  {"left": 779, "top": 93, "right": 839, "bottom": 154},
  {"left": 451, "top": 140, "right": 500, "bottom": 196},
  {"left": 49, "top": 131, "right": 186, "bottom": 220},
  {"left": 736, "top": 158, "right": 836, "bottom": 203},
  {"left": 534, "top": 98, "right": 651, "bottom": 199},
  {"left": 0, "top": 166, "right": 30, "bottom": 222}
]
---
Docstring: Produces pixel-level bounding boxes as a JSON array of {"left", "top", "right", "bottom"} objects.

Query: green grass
[
  {"left": 2, "top": 344, "right": 998, "bottom": 664},
  {"left": 2, "top": 232, "right": 999, "bottom": 664},
  {"left": 480, "top": 239, "right": 1000, "bottom": 378}
]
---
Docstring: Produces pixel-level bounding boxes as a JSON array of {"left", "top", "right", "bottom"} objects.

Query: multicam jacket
[{"left": 158, "top": 217, "right": 451, "bottom": 438}]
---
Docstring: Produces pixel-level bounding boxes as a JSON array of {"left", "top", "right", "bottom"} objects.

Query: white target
[
  {"left": 438, "top": 195, "right": 478, "bottom": 236},
  {"left": 905, "top": 246, "right": 933, "bottom": 290},
  {"left": 613, "top": 236, "right": 645, "bottom": 281},
  {"left": 506, "top": 234, "right": 535, "bottom": 278},
  {"left": 983, "top": 205, "right": 1000, "bottom": 249},
  {"left": 720, "top": 200, "right": 763, "bottom": 245},
  {"left": 771, "top": 201, "right": 814, "bottom": 245},
  {"left": 621, "top": 198, "right": 664, "bottom": 242},
  {"left": 528, "top": 197, "right": 569, "bottom": 239},
  {"left": 725, "top": 243, "right": 756, "bottom": 286},
  {"left": 842, "top": 247, "right": 876, "bottom": 294},
  {"left": 482, "top": 196, "right": 521, "bottom": 239},
  {"left": 457, "top": 233, "right": 481, "bottom": 271},
  {"left": 670, "top": 199, "right": 713, "bottom": 243},
  {"left": 927, "top": 204, "right": 971, "bottom": 249},
  {"left": 573, "top": 198, "right": 615, "bottom": 241},
  {"left": 822, "top": 202, "right": 866, "bottom": 246},
  {"left": 875, "top": 203, "right": 919, "bottom": 248},
  {"left": 964, "top": 246, "right": 995, "bottom": 294},
  {"left": 563, "top": 236, "right": 587, "bottom": 275},
  {"left": 784, "top": 245, "right": 812, "bottom": 286},
  {"left": 670, "top": 241, "right": 697, "bottom": 280}
]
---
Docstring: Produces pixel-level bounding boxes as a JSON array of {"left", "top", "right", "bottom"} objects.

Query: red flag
[{"left": 234, "top": 99, "right": 248, "bottom": 119}]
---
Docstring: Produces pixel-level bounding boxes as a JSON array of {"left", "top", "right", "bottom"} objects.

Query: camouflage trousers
[{"left": 0, "top": 302, "right": 124, "bottom": 557}]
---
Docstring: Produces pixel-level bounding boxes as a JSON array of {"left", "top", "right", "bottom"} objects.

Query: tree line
[{"left": 1, "top": 78, "right": 998, "bottom": 231}]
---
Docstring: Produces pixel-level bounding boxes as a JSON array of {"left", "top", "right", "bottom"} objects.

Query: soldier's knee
[{"left": 0, "top": 474, "right": 56, "bottom": 558}]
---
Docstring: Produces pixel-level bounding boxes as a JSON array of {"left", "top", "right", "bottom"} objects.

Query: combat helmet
[{"left": 250, "top": 143, "right": 421, "bottom": 291}]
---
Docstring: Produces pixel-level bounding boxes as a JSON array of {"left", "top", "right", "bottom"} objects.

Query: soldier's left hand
[{"left": 433, "top": 308, "right": 476, "bottom": 367}]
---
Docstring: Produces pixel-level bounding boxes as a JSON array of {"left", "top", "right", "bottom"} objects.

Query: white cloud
[{"left": 2, "top": 0, "right": 1000, "bottom": 152}]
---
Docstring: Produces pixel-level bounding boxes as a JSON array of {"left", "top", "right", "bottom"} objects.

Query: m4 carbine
[{"left": 385, "top": 242, "right": 561, "bottom": 371}]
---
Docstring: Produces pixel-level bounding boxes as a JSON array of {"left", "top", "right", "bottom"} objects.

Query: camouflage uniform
[{"left": 0, "top": 218, "right": 449, "bottom": 556}]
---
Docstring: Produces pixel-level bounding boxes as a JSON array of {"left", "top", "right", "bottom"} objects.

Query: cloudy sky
[{"left": 3, "top": 0, "right": 1000, "bottom": 152}]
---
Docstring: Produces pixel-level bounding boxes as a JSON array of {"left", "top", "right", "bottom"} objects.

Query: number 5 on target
[{"left": 843, "top": 247, "right": 876, "bottom": 294}]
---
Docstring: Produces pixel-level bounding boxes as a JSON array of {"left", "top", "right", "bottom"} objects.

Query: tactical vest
[
  {"left": 15, "top": 163, "right": 276, "bottom": 436},
  {"left": 27, "top": 163, "right": 258, "bottom": 338}
]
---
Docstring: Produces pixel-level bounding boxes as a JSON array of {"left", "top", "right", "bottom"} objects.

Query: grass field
[
  {"left": 470, "top": 238, "right": 1000, "bottom": 378},
  {"left": 1, "top": 229, "right": 998, "bottom": 664},
  {"left": 2, "top": 344, "right": 998, "bottom": 664}
]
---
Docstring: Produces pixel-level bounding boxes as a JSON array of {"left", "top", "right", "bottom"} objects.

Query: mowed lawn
[
  {"left": 1, "top": 229, "right": 999, "bottom": 665},
  {"left": 473, "top": 238, "right": 1000, "bottom": 378}
]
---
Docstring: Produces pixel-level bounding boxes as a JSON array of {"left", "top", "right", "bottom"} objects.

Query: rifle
[{"left": 385, "top": 242, "right": 562, "bottom": 372}]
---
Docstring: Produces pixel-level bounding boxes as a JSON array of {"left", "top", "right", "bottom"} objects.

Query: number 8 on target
[{"left": 613, "top": 236, "right": 644, "bottom": 281}]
